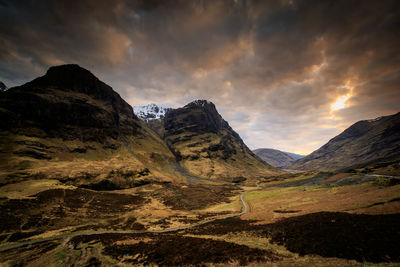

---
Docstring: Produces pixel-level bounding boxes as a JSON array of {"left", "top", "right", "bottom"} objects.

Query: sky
[{"left": 1, "top": 0, "right": 400, "bottom": 155}]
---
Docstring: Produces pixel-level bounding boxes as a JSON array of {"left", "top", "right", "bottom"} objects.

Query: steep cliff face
[
  {"left": 133, "top": 104, "right": 173, "bottom": 137},
  {"left": 290, "top": 112, "right": 400, "bottom": 170},
  {"left": 162, "top": 100, "right": 281, "bottom": 183},
  {"left": 0, "top": 65, "right": 179, "bottom": 186},
  {"left": 134, "top": 104, "right": 172, "bottom": 121}
]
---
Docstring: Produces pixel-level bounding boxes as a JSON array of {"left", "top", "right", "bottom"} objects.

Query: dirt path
[{"left": 0, "top": 192, "right": 250, "bottom": 252}]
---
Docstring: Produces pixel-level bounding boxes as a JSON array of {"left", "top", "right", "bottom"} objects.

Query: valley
[
  {"left": 0, "top": 65, "right": 399, "bottom": 266},
  {"left": 0, "top": 168, "right": 399, "bottom": 266}
]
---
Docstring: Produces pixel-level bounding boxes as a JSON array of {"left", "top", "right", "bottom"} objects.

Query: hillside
[
  {"left": 253, "top": 148, "right": 297, "bottom": 167},
  {"left": 133, "top": 102, "right": 282, "bottom": 183},
  {"left": 285, "top": 152, "right": 305, "bottom": 160},
  {"left": 0, "top": 65, "right": 184, "bottom": 187},
  {"left": 162, "top": 100, "right": 281, "bottom": 183},
  {"left": 290, "top": 112, "right": 400, "bottom": 170},
  {"left": 0, "top": 65, "right": 280, "bottom": 186}
]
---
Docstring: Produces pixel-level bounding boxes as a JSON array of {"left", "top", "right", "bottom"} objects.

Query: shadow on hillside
[{"left": 185, "top": 212, "right": 400, "bottom": 263}]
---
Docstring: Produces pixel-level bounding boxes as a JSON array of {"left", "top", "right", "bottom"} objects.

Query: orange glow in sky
[{"left": 331, "top": 93, "right": 352, "bottom": 111}]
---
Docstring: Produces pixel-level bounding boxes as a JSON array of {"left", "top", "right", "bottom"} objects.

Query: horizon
[{"left": 1, "top": 0, "right": 400, "bottom": 155}]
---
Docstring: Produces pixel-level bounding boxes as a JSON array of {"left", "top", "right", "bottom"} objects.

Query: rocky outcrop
[{"left": 165, "top": 100, "right": 232, "bottom": 136}]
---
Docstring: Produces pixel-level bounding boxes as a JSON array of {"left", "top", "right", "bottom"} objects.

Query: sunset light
[
  {"left": 0, "top": 1, "right": 399, "bottom": 264},
  {"left": 331, "top": 93, "right": 352, "bottom": 111}
]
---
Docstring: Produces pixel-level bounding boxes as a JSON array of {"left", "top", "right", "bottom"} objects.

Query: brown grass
[{"left": 242, "top": 184, "right": 400, "bottom": 223}]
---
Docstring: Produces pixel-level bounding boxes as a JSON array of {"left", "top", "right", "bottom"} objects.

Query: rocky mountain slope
[
  {"left": 133, "top": 104, "right": 173, "bottom": 138},
  {"left": 253, "top": 148, "right": 297, "bottom": 168},
  {"left": 0, "top": 64, "right": 280, "bottom": 186},
  {"left": 133, "top": 101, "right": 281, "bottom": 182},
  {"left": 162, "top": 100, "right": 280, "bottom": 182},
  {"left": 290, "top": 112, "right": 400, "bottom": 170},
  {"left": 133, "top": 104, "right": 172, "bottom": 121},
  {"left": 0, "top": 65, "right": 182, "bottom": 186}
]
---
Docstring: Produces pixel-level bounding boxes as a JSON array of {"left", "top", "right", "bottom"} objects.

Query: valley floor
[{"left": 1, "top": 171, "right": 400, "bottom": 266}]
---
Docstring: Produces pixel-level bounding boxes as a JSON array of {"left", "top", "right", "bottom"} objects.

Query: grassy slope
[
  {"left": 167, "top": 131, "right": 281, "bottom": 184},
  {"left": 0, "top": 89, "right": 187, "bottom": 186},
  {"left": 290, "top": 112, "right": 400, "bottom": 171}
]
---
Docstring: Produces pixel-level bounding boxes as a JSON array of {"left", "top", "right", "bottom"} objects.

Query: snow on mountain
[
  {"left": 189, "top": 99, "right": 212, "bottom": 107},
  {"left": 133, "top": 104, "right": 173, "bottom": 121}
]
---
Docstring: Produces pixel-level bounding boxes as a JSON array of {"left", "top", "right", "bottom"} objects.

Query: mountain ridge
[
  {"left": 0, "top": 64, "right": 184, "bottom": 186},
  {"left": 253, "top": 148, "right": 300, "bottom": 168},
  {"left": 0, "top": 64, "right": 280, "bottom": 186},
  {"left": 162, "top": 99, "right": 280, "bottom": 182},
  {"left": 133, "top": 103, "right": 173, "bottom": 121},
  {"left": 290, "top": 112, "right": 400, "bottom": 170}
]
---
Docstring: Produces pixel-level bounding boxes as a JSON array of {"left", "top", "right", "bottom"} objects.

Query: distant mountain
[
  {"left": 253, "top": 148, "right": 297, "bottom": 167},
  {"left": 290, "top": 112, "right": 400, "bottom": 170},
  {"left": 133, "top": 104, "right": 173, "bottom": 121},
  {"left": 285, "top": 152, "right": 305, "bottom": 160},
  {"left": 0, "top": 81, "right": 7, "bottom": 92},
  {"left": 0, "top": 64, "right": 180, "bottom": 186}
]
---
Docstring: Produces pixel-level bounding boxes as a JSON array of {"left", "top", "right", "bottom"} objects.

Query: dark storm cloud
[{"left": 1, "top": 0, "right": 399, "bottom": 154}]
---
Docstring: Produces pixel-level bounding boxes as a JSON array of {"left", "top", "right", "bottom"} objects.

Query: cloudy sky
[{"left": 1, "top": 0, "right": 399, "bottom": 154}]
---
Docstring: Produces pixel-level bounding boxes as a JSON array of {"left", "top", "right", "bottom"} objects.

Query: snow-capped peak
[{"left": 133, "top": 103, "right": 173, "bottom": 121}]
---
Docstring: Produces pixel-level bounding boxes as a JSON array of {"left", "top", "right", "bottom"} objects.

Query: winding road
[{"left": 0, "top": 192, "right": 249, "bottom": 253}]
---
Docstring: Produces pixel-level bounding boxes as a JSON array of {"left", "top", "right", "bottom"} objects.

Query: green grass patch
[{"left": 56, "top": 252, "right": 66, "bottom": 262}]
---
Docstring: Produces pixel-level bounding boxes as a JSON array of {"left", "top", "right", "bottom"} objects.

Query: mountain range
[
  {"left": 1, "top": 63, "right": 398, "bottom": 184},
  {"left": 290, "top": 112, "right": 400, "bottom": 171},
  {"left": 0, "top": 64, "right": 280, "bottom": 187},
  {"left": 252, "top": 148, "right": 304, "bottom": 168},
  {"left": 135, "top": 101, "right": 279, "bottom": 182}
]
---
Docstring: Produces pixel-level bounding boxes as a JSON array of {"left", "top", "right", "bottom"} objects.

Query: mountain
[
  {"left": 0, "top": 81, "right": 6, "bottom": 92},
  {"left": 285, "top": 152, "right": 305, "bottom": 160},
  {"left": 0, "top": 64, "right": 182, "bottom": 186},
  {"left": 290, "top": 112, "right": 400, "bottom": 170},
  {"left": 133, "top": 104, "right": 173, "bottom": 138},
  {"left": 162, "top": 100, "right": 280, "bottom": 182},
  {"left": 253, "top": 148, "right": 297, "bottom": 168},
  {"left": 133, "top": 104, "right": 173, "bottom": 121},
  {"left": 0, "top": 64, "right": 280, "bottom": 186}
]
